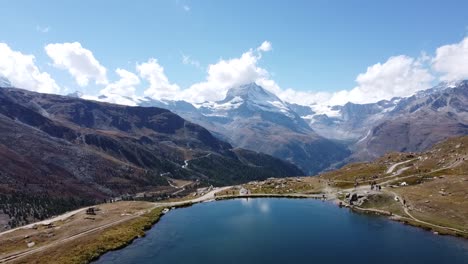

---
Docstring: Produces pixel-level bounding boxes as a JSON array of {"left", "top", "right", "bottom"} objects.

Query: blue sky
[{"left": 1, "top": 0, "right": 468, "bottom": 106}]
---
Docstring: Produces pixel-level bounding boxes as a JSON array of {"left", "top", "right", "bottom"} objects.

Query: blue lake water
[{"left": 95, "top": 198, "right": 468, "bottom": 264}]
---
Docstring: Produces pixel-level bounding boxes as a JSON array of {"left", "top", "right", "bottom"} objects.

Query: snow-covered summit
[{"left": 200, "top": 83, "right": 296, "bottom": 118}]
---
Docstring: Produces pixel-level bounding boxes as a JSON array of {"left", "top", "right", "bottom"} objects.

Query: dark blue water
[{"left": 96, "top": 198, "right": 468, "bottom": 264}]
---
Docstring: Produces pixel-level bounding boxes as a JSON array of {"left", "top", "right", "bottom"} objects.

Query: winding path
[
  {"left": 181, "top": 153, "right": 212, "bottom": 170},
  {"left": 386, "top": 158, "right": 417, "bottom": 174},
  {"left": 388, "top": 190, "right": 467, "bottom": 234}
]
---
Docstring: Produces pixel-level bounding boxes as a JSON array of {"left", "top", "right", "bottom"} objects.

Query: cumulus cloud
[
  {"left": 7, "top": 36, "right": 468, "bottom": 109},
  {"left": 176, "top": 40, "right": 433, "bottom": 107},
  {"left": 94, "top": 68, "right": 140, "bottom": 106},
  {"left": 432, "top": 37, "right": 468, "bottom": 81},
  {"left": 180, "top": 41, "right": 275, "bottom": 102},
  {"left": 257, "top": 41, "right": 272, "bottom": 52},
  {"left": 265, "top": 55, "right": 434, "bottom": 108},
  {"left": 0, "top": 43, "right": 60, "bottom": 93},
  {"left": 45, "top": 42, "right": 108, "bottom": 87},
  {"left": 326, "top": 55, "right": 434, "bottom": 105},
  {"left": 138, "top": 58, "right": 181, "bottom": 100},
  {"left": 278, "top": 88, "right": 332, "bottom": 106}
]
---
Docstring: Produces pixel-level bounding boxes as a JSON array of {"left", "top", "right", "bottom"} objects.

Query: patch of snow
[
  {"left": 356, "top": 129, "right": 372, "bottom": 144},
  {"left": 82, "top": 93, "right": 142, "bottom": 106},
  {"left": 203, "top": 96, "right": 244, "bottom": 111},
  {"left": 203, "top": 113, "right": 228, "bottom": 117},
  {"left": 382, "top": 105, "right": 396, "bottom": 113},
  {"left": 267, "top": 100, "right": 294, "bottom": 118},
  {"left": 310, "top": 104, "right": 341, "bottom": 118}
]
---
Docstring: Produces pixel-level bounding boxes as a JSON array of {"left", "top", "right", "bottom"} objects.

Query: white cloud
[
  {"left": 181, "top": 54, "right": 201, "bottom": 69},
  {"left": 45, "top": 42, "right": 108, "bottom": 87},
  {"left": 95, "top": 68, "right": 140, "bottom": 106},
  {"left": 257, "top": 41, "right": 272, "bottom": 52},
  {"left": 36, "top": 25, "right": 50, "bottom": 33},
  {"left": 278, "top": 88, "right": 332, "bottom": 106},
  {"left": 180, "top": 41, "right": 275, "bottom": 103},
  {"left": 326, "top": 55, "right": 434, "bottom": 105},
  {"left": 6, "top": 36, "right": 468, "bottom": 110},
  {"left": 0, "top": 43, "right": 60, "bottom": 93},
  {"left": 173, "top": 40, "right": 433, "bottom": 107},
  {"left": 268, "top": 55, "right": 434, "bottom": 107},
  {"left": 183, "top": 5, "right": 190, "bottom": 11},
  {"left": 432, "top": 37, "right": 468, "bottom": 81},
  {"left": 138, "top": 58, "right": 181, "bottom": 100}
]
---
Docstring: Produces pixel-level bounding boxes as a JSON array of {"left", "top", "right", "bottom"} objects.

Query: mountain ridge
[
  {"left": 0, "top": 87, "right": 303, "bottom": 228},
  {"left": 66, "top": 80, "right": 468, "bottom": 172},
  {"left": 141, "top": 83, "right": 351, "bottom": 174}
]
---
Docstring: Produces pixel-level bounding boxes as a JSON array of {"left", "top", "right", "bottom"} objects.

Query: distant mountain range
[
  {"left": 2, "top": 78, "right": 467, "bottom": 178},
  {"left": 304, "top": 81, "right": 468, "bottom": 162},
  {"left": 129, "top": 81, "right": 468, "bottom": 172},
  {"left": 1, "top": 78, "right": 467, "bottom": 229}
]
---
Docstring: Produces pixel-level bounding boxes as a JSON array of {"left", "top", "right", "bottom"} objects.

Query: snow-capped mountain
[
  {"left": 350, "top": 80, "right": 468, "bottom": 160},
  {"left": 301, "top": 97, "right": 402, "bottom": 141},
  {"left": 196, "top": 83, "right": 311, "bottom": 132},
  {"left": 141, "top": 83, "right": 351, "bottom": 174},
  {"left": 297, "top": 80, "right": 468, "bottom": 143},
  {"left": 300, "top": 80, "right": 468, "bottom": 161},
  {"left": 71, "top": 80, "right": 468, "bottom": 172},
  {"left": 199, "top": 83, "right": 296, "bottom": 118}
]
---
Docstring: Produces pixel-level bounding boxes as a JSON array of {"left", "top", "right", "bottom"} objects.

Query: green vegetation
[
  {"left": 320, "top": 162, "right": 386, "bottom": 183},
  {"left": 189, "top": 153, "right": 301, "bottom": 186},
  {"left": 360, "top": 194, "right": 405, "bottom": 216}
]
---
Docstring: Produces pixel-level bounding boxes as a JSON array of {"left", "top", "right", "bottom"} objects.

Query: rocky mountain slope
[
  {"left": 351, "top": 83, "right": 468, "bottom": 160},
  {"left": 0, "top": 87, "right": 303, "bottom": 228},
  {"left": 320, "top": 135, "right": 468, "bottom": 235},
  {"left": 78, "top": 81, "right": 468, "bottom": 173},
  {"left": 302, "top": 81, "right": 468, "bottom": 161},
  {"left": 142, "top": 83, "right": 351, "bottom": 175},
  {"left": 232, "top": 135, "right": 467, "bottom": 237}
]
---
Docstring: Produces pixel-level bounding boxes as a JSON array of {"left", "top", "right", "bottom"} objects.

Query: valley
[
  {"left": 0, "top": 87, "right": 303, "bottom": 230},
  {"left": 131, "top": 81, "right": 468, "bottom": 169},
  {"left": 1, "top": 136, "right": 466, "bottom": 263},
  {"left": 2, "top": 3, "right": 468, "bottom": 263}
]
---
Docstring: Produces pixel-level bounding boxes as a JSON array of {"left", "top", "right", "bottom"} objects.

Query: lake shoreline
[
  {"left": 95, "top": 194, "right": 467, "bottom": 264},
  {"left": 213, "top": 193, "right": 467, "bottom": 239},
  {"left": 2, "top": 192, "right": 465, "bottom": 264},
  {"left": 94, "top": 197, "right": 468, "bottom": 264},
  {"left": 97, "top": 194, "right": 466, "bottom": 264}
]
